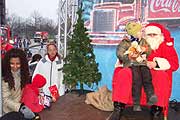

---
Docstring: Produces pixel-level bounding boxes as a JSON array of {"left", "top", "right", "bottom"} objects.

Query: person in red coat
[
  {"left": 1, "top": 40, "right": 13, "bottom": 59},
  {"left": 21, "top": 74, "right": 46, "bottom": 113},
  {"left": 109, "top": 23, "right": 179, "bottom": 120}
]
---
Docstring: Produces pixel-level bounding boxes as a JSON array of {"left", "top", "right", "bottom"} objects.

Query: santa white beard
[{"left": 145, "top": 35, "right": 164, "bottom": 50}]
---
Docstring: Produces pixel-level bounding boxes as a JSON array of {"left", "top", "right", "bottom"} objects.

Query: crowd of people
[
  {"left": 13, "top": 37, "right": 31, "bottom": 50},
  {"left": 0, "top": 22, "right": 179, "bottom": 120},
  {"left": 1, "top": 39, "right": 65, "bottom": 119}
]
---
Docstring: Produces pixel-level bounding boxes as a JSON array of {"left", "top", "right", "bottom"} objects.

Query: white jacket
[{"left": 33, "top": 55, "right": 65, "bottom": 96}]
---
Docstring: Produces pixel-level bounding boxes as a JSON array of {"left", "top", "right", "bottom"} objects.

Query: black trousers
[{"left": 130, "top": 65, "right": 155, "bottom": 105}]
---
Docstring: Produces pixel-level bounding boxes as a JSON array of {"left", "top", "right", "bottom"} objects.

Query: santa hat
[{"left": 145, "top": 23, "right": 174, "bottom": 46}]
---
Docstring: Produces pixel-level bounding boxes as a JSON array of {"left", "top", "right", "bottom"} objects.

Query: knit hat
[
  {"left": 145, "top": 23, "right": 173, "bottom": 46},
  {"left": 125, "top": 22, "right": 142, "bottom": 37}
]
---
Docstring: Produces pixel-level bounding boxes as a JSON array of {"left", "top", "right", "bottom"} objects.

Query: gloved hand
[{"left": 19, "top": 103, "right": 35, "bottom": 119}]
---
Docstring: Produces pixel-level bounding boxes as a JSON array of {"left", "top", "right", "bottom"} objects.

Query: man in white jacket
[{"left": 33, "top": 43, "right": 65, "bottom": 96}]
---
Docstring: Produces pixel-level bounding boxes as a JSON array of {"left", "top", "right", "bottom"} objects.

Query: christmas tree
[{"left": 63, "top": 8, "right": 101, "bottom": 91}]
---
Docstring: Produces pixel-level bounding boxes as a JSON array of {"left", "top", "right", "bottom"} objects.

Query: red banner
[{"left": 148, "top": 0, "right": 180, "bottom": 19}]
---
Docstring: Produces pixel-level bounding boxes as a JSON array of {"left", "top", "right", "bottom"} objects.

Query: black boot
[
  {"left": 150, "top": 105, "right": 163, "bottom": 120},
  {"left": 108, "top": 102, "right": 125, "bottom": 120}
]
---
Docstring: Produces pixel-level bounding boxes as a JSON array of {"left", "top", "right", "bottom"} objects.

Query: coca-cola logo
[{"left": 149, "top": 0, "right": 180, "bottom": 13}]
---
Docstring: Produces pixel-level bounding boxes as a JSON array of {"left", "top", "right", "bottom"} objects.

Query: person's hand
[
  {"left": 38, "top": 94, "right": 45, "bottom": 105},
  {"left": 19, "top": 103, "right": 35, "bottom": 119},
  {"left": 52, "top": 96, "right": 57, "bottom": 102},
  {"left": 141, "top": 54, "right": 147, "bottom": 60},
  {"left": 141, "top": 45, "right": 148, "bottom": 52},
  {"left": 147, "top": 61, "right": 157, "bottom": 69},
  {"left": 128, "top": 52, "right": 139, "bottom": 60}
]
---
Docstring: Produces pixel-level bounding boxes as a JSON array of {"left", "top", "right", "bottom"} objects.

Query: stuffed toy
[{"left": 124, "top": 41, "right": 149, "bottom": 63}]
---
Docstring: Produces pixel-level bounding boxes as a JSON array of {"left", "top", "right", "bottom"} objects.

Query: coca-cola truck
[
  {"left": 34, "top": 31, "right": 48, "bottom": 42},
  {"left": 87, "top": 1, "right": 140, "bottom": 45},
  {"left": 86, "top": 0, "right": 180, "bottom": 45}
]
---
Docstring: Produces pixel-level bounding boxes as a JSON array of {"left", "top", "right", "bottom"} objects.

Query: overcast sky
[{"left": 6, "top": 0, "right": 59, "bottom": 22}]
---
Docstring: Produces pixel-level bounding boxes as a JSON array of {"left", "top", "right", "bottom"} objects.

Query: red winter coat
[
  {"left": 21, "top": 74, "right": 46, "bottom": 112},
  {"left": 1, "top": 43, "right": 13, "bottom": 59},
  {"left": 112, "top": 42, "right": 179, "bottom": 107}
]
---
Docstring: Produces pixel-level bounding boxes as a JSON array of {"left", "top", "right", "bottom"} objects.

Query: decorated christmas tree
[{"left": 63, "top": 8, "right": 101, "bottom": 91}]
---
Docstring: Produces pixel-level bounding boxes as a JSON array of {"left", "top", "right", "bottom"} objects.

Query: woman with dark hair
[
  {"left": 2, "top": 48, "right": 36, "bottom": 119},
  {"left": 33, "top": 43, "right": 65, "bottom": 97}
]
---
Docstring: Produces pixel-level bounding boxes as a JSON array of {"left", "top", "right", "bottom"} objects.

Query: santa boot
[
  {"left": 150, "top": 105, "right": 163, "bottom": 120},
  {"left": 107, "top": 102, "right": 125, "bottom": 120}
]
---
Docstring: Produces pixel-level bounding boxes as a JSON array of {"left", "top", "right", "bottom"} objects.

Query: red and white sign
[{"left": 148, "top": 0, "right": 180, "bottom": 20}]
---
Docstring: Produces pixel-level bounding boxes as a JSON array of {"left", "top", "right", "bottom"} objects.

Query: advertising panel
[{"left": 147, "top": 0, "right": 180, "bottom": 20}]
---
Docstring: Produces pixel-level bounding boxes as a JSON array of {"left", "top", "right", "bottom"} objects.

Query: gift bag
[{"left": 49, "top": 85, "right": 60, "bottom": 102}]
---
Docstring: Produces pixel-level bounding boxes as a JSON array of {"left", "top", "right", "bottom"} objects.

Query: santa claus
[{"left": 109, "top": 23, "right": 179, "bottom": 120}]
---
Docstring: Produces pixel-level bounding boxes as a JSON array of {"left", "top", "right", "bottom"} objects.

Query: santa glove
[{"left": 19, "top": 103, "right": 35, "bottom": 119}]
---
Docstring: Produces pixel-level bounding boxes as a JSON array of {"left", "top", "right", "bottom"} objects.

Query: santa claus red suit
[{"left": 109, "top": 23, "right": 179, "bottom": 120}]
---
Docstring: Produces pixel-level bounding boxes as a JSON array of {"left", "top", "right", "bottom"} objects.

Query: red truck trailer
[{"left": 34, "top": 31, "right": 48, "bottom": 42}]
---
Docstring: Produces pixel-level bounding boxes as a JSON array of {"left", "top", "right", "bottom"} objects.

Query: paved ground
[
  {"left": 39, "top": 93, "right": 110, "bottom": 120},
  {"left": 39, "top": 92, "right": 180, "bottom": 120}
]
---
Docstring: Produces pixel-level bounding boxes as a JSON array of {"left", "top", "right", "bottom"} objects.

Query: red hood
[{"left": 32, "top": 74, "right": 46, "bottom": 88}]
